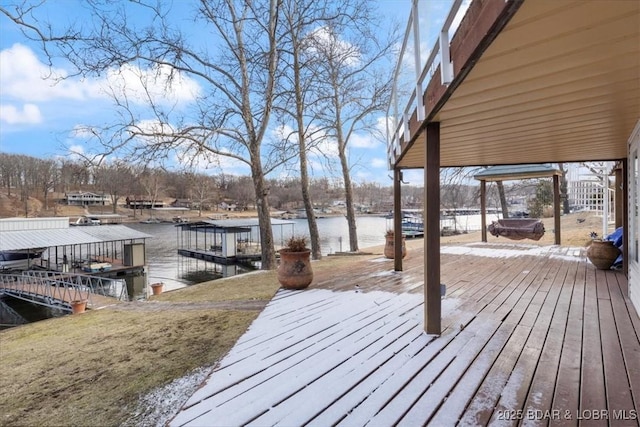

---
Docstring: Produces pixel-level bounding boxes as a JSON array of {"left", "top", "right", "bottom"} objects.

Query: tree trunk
[
  {"left": 292, "top": 32, "right": 321, "bottom": 260},
  {"left": 558, "top": 163, "right": 570, "bottom": 214},
  {"left": 299, "top": 134, "right": 322, "bottom": 260},
  {"left": 339, "top": 149, "right": 358, "bottom": 252},
  {"left": 251, "top": 159, "right": 276, "bottom": 270},
  {"left": 496, "top": 181, "right": 509, "bottom": 219}
]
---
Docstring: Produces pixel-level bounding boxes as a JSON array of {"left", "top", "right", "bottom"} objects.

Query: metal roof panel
[{"left": 0, "top": 225, "right": 150, "bottom": 251}]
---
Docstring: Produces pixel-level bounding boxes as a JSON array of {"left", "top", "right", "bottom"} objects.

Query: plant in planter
[
  {"left": 384, "top": 229, "right": 406, "bottom": 259},
  {"left": 277, "top": 236, "right": 313, "bottom": 289},
  {"left": 586, "top": 233, "right": 620, "bottom": 270}
]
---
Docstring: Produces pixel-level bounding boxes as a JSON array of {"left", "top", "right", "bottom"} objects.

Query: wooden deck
[{"left": 171, "top": 243, "right": 639, "bottom": 426}]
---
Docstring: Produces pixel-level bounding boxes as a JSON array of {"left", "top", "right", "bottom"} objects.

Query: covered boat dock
[
  {"left": 176, "top": 218, "right": 295, "bottom": 265},
  {"left": 0, "top": 217, "right": 150, "bottom": 278}
]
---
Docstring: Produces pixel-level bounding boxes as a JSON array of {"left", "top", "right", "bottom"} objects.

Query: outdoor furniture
[{"left": 487, "top": 218, "right": 545, "bottom": 241}]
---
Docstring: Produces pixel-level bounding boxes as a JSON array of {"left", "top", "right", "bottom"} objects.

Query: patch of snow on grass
[{"left": 124, "top": 365, "right": 214, "bottom": 427}]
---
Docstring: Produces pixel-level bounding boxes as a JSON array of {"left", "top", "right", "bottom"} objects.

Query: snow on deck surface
[{"left": 170, "top": 244, "right": 638, "bottom": 427}]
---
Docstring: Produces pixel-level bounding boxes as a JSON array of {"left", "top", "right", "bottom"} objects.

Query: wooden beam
[
  {"left": 480, "top": 180, "right": 487, "bottom": 242},
  {"left": 622, "top": 158, "right": 628, "bottom": 277},
  {"left": 424, "top": 122, "right": 441, "bottom": 335},
  {"left": 553, "top": 174, "right": 561, "bottom": 245},
  {"left": 394, "top": 168, "right": 403, "bottom": 271},
  {"left": 614, "top": 165, "right": 623, "bottom": 229}
]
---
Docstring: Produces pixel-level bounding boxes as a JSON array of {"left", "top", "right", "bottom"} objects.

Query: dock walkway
[
  {"left": 0, "top": 272, "right": 124, "bottom": 312},
  {"left": 171, "top": 242, "right": 639, "bottom": 426}
]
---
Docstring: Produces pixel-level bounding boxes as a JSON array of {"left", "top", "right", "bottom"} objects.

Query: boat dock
[
  {"left": 177, "top": 248, "right": 262, "bottom": 265},
  {"left": 176, "top": 218, "right": 294, "bottom": 265}
]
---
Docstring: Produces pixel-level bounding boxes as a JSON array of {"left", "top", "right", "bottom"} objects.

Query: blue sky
[{"left": 0, "top": 0, "right": 433, "bottom": 185}]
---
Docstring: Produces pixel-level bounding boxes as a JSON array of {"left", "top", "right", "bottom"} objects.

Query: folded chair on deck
[{"left": 487, "top": 218, "right": 545, "bottom": 241}]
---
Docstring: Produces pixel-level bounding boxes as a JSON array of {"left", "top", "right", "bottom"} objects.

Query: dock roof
[
  {"left": 177, "top": 218, "right": 295, "bottom": 232},
  {"left": 0, "top": 218, "right": 150, "bottom": 251}
]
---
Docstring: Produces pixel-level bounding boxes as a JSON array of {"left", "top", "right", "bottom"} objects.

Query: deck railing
[{"left": 386, "top": 0, "right": 470, "bottom": 168}]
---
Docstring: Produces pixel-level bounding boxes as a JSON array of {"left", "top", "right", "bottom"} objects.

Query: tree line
[
  {"left": 2, "top": 0, "right": 399, "bottom": 268},
  {"left": 0, "top": 152, "right": 412, "bottom": 217}
]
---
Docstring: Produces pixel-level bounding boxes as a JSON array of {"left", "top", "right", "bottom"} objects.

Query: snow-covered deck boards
[{"left": 171, "top": 243, "right": 639, "bottom": 426}]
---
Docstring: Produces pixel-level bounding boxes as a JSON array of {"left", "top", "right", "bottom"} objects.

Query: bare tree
[
  {"left": 189, "top": 173, "right": 218, "bottom": 217},
  {"left": 94, "top": 161, "right": 135, "bottom": 213},
  {"left": 305, "top": 9, "right": 397, "bottom": 252},
  {"left": 138, "top": 169, "right": 165, "bottom": 219},
  {"left": 1, "top": 0, "right": 291, "bottom": 269},
  {"left": 496, "top": 181, "right": 509, "bottom": 218},
  {"left": 0, "top": 153, "right": 19, "bottom": 196},
  {"left": 33, "top": 159, "right": 57, "bottom": 210},
  {"left": 276, "top": 0, "right": 343, "bottom": 260}
]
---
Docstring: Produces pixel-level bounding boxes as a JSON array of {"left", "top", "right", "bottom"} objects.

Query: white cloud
[
  {"left": 0, "top": 103, "right": 42, "bottom": 124},
  {"left": 371, "top": 158, "right": 387, "bottom": 168},
  {"left": 350, "top": 133, "right": 379, "bottom": 149},
  {"left": 0, "top": 43, "right": 96, "bottom": 102},
  {"left": 0, "top": 43, "right": 200, "bottom": 109},
  {"left": 305, "top": 26, "right": 361, "bottom": 68},
  {"left": 66, "top": 144, "right": 87, "bottom": 162},
  {"left": 105, "top": 63, "right": 201, "bottom": 106}
]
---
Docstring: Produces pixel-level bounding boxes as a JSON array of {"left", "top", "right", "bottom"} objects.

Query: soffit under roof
[{"left": 398, "top": 0, "right": 640, "bottom": 169}]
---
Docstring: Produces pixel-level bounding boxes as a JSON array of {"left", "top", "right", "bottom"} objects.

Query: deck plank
[
  {"left": 579, "top": 264, "right": 608, "bottom": 427},
  {"left": 169, "top": 244, "right": 639, "bottom": 427},
  {"left": 610, "top": 274, "right": 640, "bottom": 413},
  {"left": 489, "top": 259, "right": 572, "bottom": 425},
  {"left": 458, "top": 252, "right": 557, "bottom": 425},
  {"left": 550, "top": 260, "right": 587, "bottom": 427},
  {"left": 521, "top": 260, "right": 579, "bottom": 426},
  {"left": 599, "top": 272, "right": 637, "bottom": 426},
  {"left": 430, "top": 254, "right": 558, "bottom": 424}
]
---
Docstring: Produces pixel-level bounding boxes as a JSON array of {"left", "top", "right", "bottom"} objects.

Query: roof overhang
[{"left": 396, "top": 0, "right": 640, "bottom": 168}]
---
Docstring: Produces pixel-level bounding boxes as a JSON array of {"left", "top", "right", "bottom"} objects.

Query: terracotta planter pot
[
  {"left": 278, "top": 249, "right": 313, "bottom": 290},
  {"left": 384, "top": 235, "right": 406, "bottom": 259},
  {"left": 71, "top": 299, "right": 87, "bottom": 314},
  {"left": 150, "top": 282, "right": 164, "bottom": 295},
  {"left": 587, "top": 239, "right": 620, "bottom": 270}
]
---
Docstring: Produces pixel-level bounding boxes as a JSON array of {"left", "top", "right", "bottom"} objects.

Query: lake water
[
  {"left": 130, "top": 213, "right": 497, "bottom": 293},
  {"left": 1, "top": 213, "right": 496, "bottom": 327},
  {"left": 129, "top": 215, "right": 393, "bottom": 293}
]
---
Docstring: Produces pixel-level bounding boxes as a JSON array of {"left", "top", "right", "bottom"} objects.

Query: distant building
[
  {"left": 219, "top": 202, "right": 238, "bottom": 211},
  {"left": 65, "top": 192, "right": 108, "bottom": 206},
  {"left": 171, "top": 199, "right": 192, "bottom": 209},
  {"left": 125, "top": 196, "right": 165, "bottom": 209},
  {"left": 566, "top": 163, "right": 614, "bottom": 219}
]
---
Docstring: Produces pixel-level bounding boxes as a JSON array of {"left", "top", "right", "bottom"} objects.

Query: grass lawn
[{"left": 0, "top": 271, "right": 282, "bottom": 427}]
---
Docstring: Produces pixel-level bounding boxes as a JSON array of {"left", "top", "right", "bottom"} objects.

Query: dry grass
[
  {"left": 156, "top": 270, "right": 280, "bottom": 303},
  {"left": 0, "top": 283, "right": 276, "bottom": 426},
  {"left": 437, "top": 211, "right": 602, "bottom": 248}
]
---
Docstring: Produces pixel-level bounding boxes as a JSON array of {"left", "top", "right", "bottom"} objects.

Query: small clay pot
[
  {"left": 71, "top": 300, "right": 87, "bottom": 314},
  {"left": 150, "top": 282, "right": 164, "bottom": 295}
]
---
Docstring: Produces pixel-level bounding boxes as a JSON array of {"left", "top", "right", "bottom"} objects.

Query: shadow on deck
[{"left": 171, "top": 242, "right": 639, "bottom": 426}]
